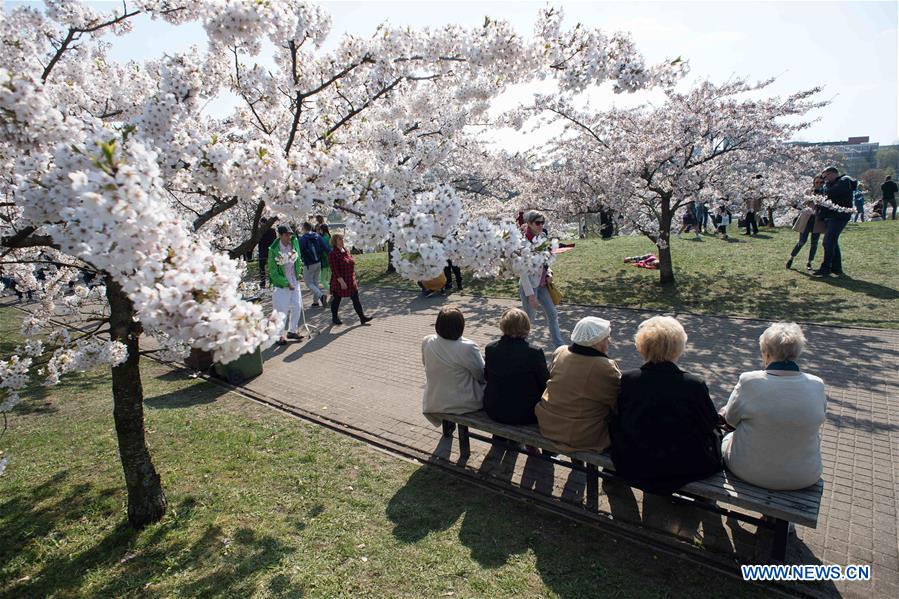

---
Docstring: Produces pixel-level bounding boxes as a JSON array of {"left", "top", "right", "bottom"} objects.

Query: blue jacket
[{"left": 298, "top": 232, "right": 331, "bottom": 266}]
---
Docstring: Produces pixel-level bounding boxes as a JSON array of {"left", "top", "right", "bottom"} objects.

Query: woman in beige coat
[
  {"left": 535, "top": 316, "right": 621, "bottom": 452},
  {"left": 786, "top": 198, "right": 825, "bottom": 271}
]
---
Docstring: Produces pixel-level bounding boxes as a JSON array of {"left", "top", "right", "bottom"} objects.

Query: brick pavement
[{"left": 239, "top": 285, "right": 898, "bottom": 597}]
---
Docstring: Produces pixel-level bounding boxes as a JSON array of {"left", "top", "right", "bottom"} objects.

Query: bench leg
[
  {"left": 442, "top": 420, "right": 456, "bottom": 438},
  {"left": 458, "top": 425, "right": 471, "bottom": 459},
  {"left": 586, "top": 464, "right": 599, "bottom": 512},
  {"left": 771, "top": 518, "right": 789, "bottom": 562}
]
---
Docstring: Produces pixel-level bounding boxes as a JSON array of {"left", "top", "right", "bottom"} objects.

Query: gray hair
[{"left": 759, "top": 322, "right": 806, "bottom": 362}]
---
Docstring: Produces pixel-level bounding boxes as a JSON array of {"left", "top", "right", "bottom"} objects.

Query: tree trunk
[
  {"left": 385, "top": 237, "right": 397, "bottom": 274},
  {"left": 767, "top": 206, "right": 776, "bottom": 228},
  {"left": 105, "top": 278, "right": 167, "bottom": 529},
  {"left": 658, "top": 198, "right": 676, "bottom": 285}
]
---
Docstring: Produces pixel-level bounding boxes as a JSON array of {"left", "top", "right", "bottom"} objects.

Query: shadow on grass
[
  {"left": 387, "top": 465, "right": 840, "bottom": 598},
  {"left": 0, "top": 477, "right": 299, "bottom": 598},
  {"left": 145, "top": 374, "right": 230, "bottom": 409}
]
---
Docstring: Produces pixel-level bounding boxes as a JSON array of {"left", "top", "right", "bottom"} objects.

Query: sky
[{"left": 8, "top": 0, "right": 899, "bottom": 149}]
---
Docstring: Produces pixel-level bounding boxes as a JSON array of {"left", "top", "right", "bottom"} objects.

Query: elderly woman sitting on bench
[
  {"left": 421, "top": 306, "right": 485, "bottom": 427},
  {"left": 610, "top": 316, "right": 722, "bottom": 495},
  {"left": 720, "top": 322, "right": 826, "bottom": 490},
  {"left": 534, "top": 316, "right": 621, "bottom": 452}
]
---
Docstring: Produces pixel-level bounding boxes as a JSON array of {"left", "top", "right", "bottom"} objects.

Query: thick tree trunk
[
  {"left": 385, "top": 237, "right": 397, "bottom": 274},
  {"left": 767, "top": 206, "right": 776, "bottom": 227},
  {"left": 105, "top": 278, "right": 167, "bottom": 529},
  {"left": 658, "top": 198, "right": 676, "bottom": 285}
]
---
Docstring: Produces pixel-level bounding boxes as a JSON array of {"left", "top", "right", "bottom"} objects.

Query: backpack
[{"left": 299, "top": 234, "right": 320, "bottom": 265}]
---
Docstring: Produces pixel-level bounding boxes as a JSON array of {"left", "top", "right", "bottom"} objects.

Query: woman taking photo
[{"left": 327, "top": 233, "right": 373, "bottom": 326}]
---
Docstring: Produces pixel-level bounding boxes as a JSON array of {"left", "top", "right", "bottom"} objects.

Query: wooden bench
[{"left": 434, "top": 410, "right": 824, "bottom": 562}]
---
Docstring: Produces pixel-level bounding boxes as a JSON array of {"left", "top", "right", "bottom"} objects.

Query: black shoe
[
  {"left": 287, "top": 332, "right": 304, "bottom": 340},
  {"left": 360, "top": 315, "right": 373, "bottom": 325},
  {"left": 332, "top": 317, "right": 342, "bottom": 325},
  {"left": 806, "top": 263, "right": 813, "bottom": 271},
  {"left": 811, "top": 269, "right": 831, "bottom": 277},
  {"left": 832, "top": 270, "right": 845, "bottom": 276},
  {"left": 785, "top": 258, "right": 793, "bottom": 269}
]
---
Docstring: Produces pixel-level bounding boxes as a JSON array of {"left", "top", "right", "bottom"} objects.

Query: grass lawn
[
  {"left": 354, "top": 220, "right": 899, "bottom": 329},
  {"left": 0, "top": 309, "right": 765, "bottom": 598}
]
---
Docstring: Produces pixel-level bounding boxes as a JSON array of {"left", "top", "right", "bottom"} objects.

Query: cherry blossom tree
[
  {"left": 524, "top": 79, "right": 825, "bottom": 284},
  {"left": 0, "top": 1, "right": 680, "bottom": 527}
]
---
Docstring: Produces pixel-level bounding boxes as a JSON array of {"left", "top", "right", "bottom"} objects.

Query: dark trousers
[
  {"left": 885, "top": 198, "right": 898, "bottom": 220},
  {"left": 443, "top": 261, "right": 462, "bottom": 289},
  {"left": 820, "top": 217, "right": 849, "bottom": 273},
  {"left": 258, "top": 256, "right": 268, "bottom": 287},
  {"left": 790, "top": 231, "right": 820, "bottom": 263},
  {"left": 331, "top": 292, "right": 365, "bottom": 320},
  {"left": 744, "top": 211, "right": 758, "bottom": 235}
]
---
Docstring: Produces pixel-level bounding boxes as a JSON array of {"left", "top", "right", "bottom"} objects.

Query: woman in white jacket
[
  {"left": 421, "top": 306, "right": 485, "bottom": 426},
  {"left": 519, "top": 211, "right": 565, "bottom": 349}
]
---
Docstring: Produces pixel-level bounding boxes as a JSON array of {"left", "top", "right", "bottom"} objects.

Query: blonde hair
[
  {"left": 634, "top": 316, "right": 687, "bottom": 363},
  {"left": 759, "top": 322, "right": 806, "bottom": 362},
  {"left": 499, "top": 307, "right": 530, "bottom": 338},
  {"left": 331, "top": 232, "right": 345, "bottom": 246}
]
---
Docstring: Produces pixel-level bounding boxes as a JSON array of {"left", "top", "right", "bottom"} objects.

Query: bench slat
[{"left": 434, "top": 410, "right": 822, "bottom": 528}]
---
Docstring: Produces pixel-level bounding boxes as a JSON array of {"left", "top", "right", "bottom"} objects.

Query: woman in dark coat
[
  {"left": 483, "top": 308, "right": 549, "bottom": 425},
  {"left": 610, "top": 316, "right": 722, "bottom": 495},
  {"left": 327, "top": 233, "right": 372, "bottom": 326}
]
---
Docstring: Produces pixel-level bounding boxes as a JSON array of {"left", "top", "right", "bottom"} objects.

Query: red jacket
[{"left": 328, "top": 247, "right": 358, "bottom": 297}]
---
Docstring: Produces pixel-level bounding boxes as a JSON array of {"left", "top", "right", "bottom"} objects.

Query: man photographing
[{"left": 812, "top": 166, "right": 854, "bottom": 277}]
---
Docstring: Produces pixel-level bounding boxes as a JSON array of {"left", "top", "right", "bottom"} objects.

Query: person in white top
[
  {"left": 720, "top": 322, "right": 826, "bottom": 490},
  {"left": 267, "top": 225, "right": 304, "bottom": 345},
  {"left": 518, "top": 211, "right": 564, "bottom": 349},
  {"left": 421, "top": 306, "right": 485, "bottom": 426}
]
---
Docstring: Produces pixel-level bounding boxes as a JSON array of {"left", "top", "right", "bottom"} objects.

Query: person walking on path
[
  {"left": 519, "top": 211, "right": 565, "bottom": 350},
  {"left": 257, "top": 227, "right": 277, "bottom": 288},
  {"left": 813, "top": 166, "right": 854, "bottom": 277},
  {"left": 319, "top": 223, "right": 332, "bottom": 288},
  {"left": 327, "top": 233, "right": 373, "bottom": 326},
  {"left": 881, "top": 175, "right": 898, "bottom": 220},
  {"left": 299, "top": 222, "right": 331, "bottom": 307},
  {"left": 786, "top": 199, "right": 823, "bottom": 271},
  {"left": 268, "top": 225, "right": 304, "bottom": 345},
  {"left": 743, "top": 197, "right": 761, "bottom": 235}
]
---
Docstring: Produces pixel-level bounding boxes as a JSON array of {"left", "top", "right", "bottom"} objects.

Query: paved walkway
[{"left": 235, "top": 285, "right": 898, "bottom": 598}]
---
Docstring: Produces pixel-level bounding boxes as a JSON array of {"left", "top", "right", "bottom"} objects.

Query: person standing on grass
[
  {"left": 714, "top": 205, "right": 732, "bottom": 240},
  {"left": 257, "top": 226, "right": 277, "bottom": 288},
  {"left": 519, "top": 211, "right": 565, "bottom": 350},
  {"left": 852, "top": 187, "right": 865, "bottom": 222},
  {"left": 813, "top": 167, "right": 854, "bottom": 277},
  {"left": 743, "top": 196, "right": 761, "bottom": 236},
  {"left": 268, "top": 225, "right": 304, "bottom": 345},
  {"left": 881, "top": 175, "right": 898, "bottom": 220},
  {"left": 786, "top": 199, "right": 823, "bottom": 271},
  {"left": 327, "top": 233, "right": 373, "bottom": 326},
  {"left": 299, "top": 222, "right": 330, "bottom": 307}
]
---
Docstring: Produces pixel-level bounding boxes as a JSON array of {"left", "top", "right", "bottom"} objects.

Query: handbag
[{"left": 546, "top": 280, "right": 562, "bottom": 305}]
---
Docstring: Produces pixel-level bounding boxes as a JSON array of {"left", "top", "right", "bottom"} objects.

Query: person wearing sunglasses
[{"left": 519, "top": 211, "right": 565, "bottom": 349}]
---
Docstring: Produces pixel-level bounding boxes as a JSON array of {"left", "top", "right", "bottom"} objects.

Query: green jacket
[{"left": 267, "top": 236, "right": 303, "bottom": 288}]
